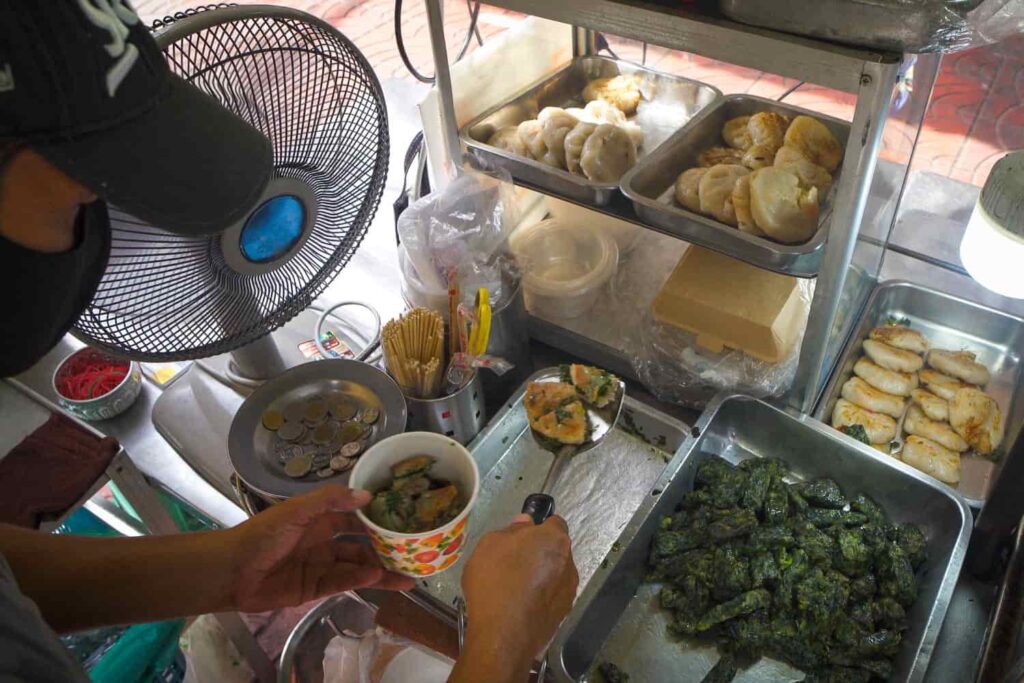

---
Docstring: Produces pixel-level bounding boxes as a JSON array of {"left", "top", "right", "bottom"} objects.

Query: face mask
[{"left": 0, "top": 202, "right": 111, "bottom": 377}]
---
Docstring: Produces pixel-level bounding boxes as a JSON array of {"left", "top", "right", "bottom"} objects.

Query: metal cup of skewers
[
  {"left": 52, "top": 347, "right": 142, "bottom": 421},
  {"left": 405, "top": 369, "right": 486, "bottom": 445}
]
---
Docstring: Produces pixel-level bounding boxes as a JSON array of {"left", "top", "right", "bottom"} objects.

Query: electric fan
[{"left": 72, "top": 5, "right": 389, "bottom": 380}]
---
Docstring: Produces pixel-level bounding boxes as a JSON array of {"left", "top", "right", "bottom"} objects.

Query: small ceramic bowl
[
  {"left": 350, "top": 432, "right": 480, "bottom": 577},
  {"left": 52, "top": 347, "right": 142, "bottom": 422}
]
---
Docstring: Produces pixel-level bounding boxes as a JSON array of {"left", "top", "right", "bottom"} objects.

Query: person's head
[{"left": 0, "top": 1, "right": 273, "bottom": 376}]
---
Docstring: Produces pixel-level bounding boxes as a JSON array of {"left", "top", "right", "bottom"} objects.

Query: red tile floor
[{"left": 136, "top": 0, "right": 1024, "bottom": 189}]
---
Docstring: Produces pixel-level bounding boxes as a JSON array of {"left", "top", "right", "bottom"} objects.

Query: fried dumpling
[
  {"left": 564, "top": 121, "right": 597, "bottom": 175},
  {"left": 487, "top": 126, "right": 528, "bottom": 156},
  {"left": 731, "top": 174, "right": 763, "bottom": 236},
  {"left": 582, "top": 74, "right": 642, "bottom": 115},
  {"left": 863, "top": 339, "right": 924, "bottom": 373},
  {"left": 579, "top": 123, "right": 637, "bottom": 182},
  {"left": 869, "top": 325, "right": 929, "bottom": 355},
  {"left": 927, "top": 349, "right": 991, "bottom": 386},
  {"left": 517, "top": 119, "right": 546, "bottom": 161},
  {"left": 748, "top": 111, "right": 789, "bottom": 149},
  {"left": 698, "top": 164, "right": 749, "bottom": 226},
  {"left": 774, "top": 145, "right": 833, "bottom": 196},
  {"left": 902, "top": 435, "right": 961, "bottom": 485},
  {"left": 784, "top": 115, "right": 842, "bottom": 172},
  {"left": 911, "top": 389, "right": 948, "bottom": 422},
  {"left": 842, "top": 377, "right": 905, "bottom": 419},
  {"left": 919, "top": 369, "right": 970, "bottom": 401},
  {"left": 674, "top": 167, "right": 707, "bottom": 213},
  {"left": 949, "top": 387, "right": 1004, "bottom": 455},
  {"left": 748, "top": 167, "right": 819, "bottom": 243},
  {"left": 832, "top": 398, "right": 897, "bottom": 445},
  {"left": 722, "top": 115, "right": 752, "bottom": 150},
  {"left": 905, "top": 404, "right": 969, "bottom": 452},
  {"left": 742, "top": 143, "right": 778, "bottom": 170},
  {"left": 853, "top": 357, "right": 918, "bottom": 397},
  {"left": 698, "top": 145, "right": 744, "bottom": 167}
]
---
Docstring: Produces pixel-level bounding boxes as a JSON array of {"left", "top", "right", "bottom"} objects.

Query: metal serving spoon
[{"left": 520, "top": 368, "right": 625, "bottom": 524}]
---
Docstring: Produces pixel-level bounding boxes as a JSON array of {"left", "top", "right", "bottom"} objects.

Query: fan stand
[{"left": 227, "top": 335, "right": 289, "bottom": 381}]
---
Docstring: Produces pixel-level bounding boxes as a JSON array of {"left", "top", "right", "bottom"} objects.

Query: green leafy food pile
[{"left": 648, "top": 456, "right": 926, "bottom": 683}]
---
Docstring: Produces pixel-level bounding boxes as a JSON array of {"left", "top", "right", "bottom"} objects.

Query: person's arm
[
  {"left": 0, "top": 486, "right": 414, "bottom": 633},
  {"left": 449, "top": 515, "right": 579, "bottom": 683}
]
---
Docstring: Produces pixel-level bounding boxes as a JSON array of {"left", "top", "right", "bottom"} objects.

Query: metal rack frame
[{"left": 420, "top": 0, "right": 943, "bottom": 415}]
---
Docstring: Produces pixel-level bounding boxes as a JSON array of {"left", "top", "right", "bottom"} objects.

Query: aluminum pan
[
  {"left": 814, "top": 280, "right": 1024, "bottom": 508},
  {"left": 620, "top": 94, "right": 851, "bottom": 277},
  {"left": 549, "top": 393, "right": 972, "bottom": 683},
  {"left": 460, "top": 56, "right": 721, "bottom": 205},
  {"left": 719, "top": 0, "right": 981, "bottom": 54},
  {"left": 415, "top": 368, "right": 689, "bottom": 610}
]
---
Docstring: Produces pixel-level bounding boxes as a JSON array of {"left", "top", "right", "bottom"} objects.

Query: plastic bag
[
  {"left": 180, "top": 615, "right": 253, "bottom": 683},
  {"left": 632, "top": 279, "right": 814, "bottom": 410},
  {"left": 322, "top": 627, "right": 453, "bottom": 683},
  {"left": 397, "top": 168, "right": 520, "bottom": 310}
]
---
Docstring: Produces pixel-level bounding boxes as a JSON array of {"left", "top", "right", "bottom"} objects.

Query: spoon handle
[{"left": 522, "top": 493, "right": 555, "bottom": 524}]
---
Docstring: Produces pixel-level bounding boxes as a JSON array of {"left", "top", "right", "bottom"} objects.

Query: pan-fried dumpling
[
  {"left": 698, "top": 146, "right": 744, "bottom": 167},
  {"left": 579, "top": 123, "right": 637, "bottom": 182},
  {"left": 784, "top": 115, "right": 842, "bottom": 172},
  {"left": 537, "top": 108, "right": 579, "bottom": 169},
  {"left": 722, "top": 115, "right": 752, "bottom": 150},
  {"left": 486, "top": 126, "right": 527, "bottom": 156},
  {"left": 749, "top": 167, "right": 819, "bottom": 243},
  {"left": 564, "top": 121, "right": 597, "bottom": 175},
  {"left": 582, "top": 74, "right": 642, "bottom": 115},
  {"left": 748, "top": 111, "right": 789, "bottom": 149},
  {"left": 731, "top": 174, "right": 763, "bottom": 236},
  {"left": 742, "top": 143, "right": 778, "bottom": 170},
  {"left": 674, "top": 167, "right": 707, "bottom": 213},
  {"left": 698, "top": 164, "right": 749, "bottom": 226},
  {"left": 517, "top": 119, "right": 546, "bottom": 161},
  {"left": 774, "top": 145, "right": 834, "bottom": 196}
]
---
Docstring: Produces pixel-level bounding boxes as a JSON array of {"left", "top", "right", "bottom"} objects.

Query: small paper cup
[{"left": 351, "top": 432, "right": 479, "bottom": 577}]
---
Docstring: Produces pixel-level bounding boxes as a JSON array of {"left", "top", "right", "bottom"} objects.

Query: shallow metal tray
[
  {"left": 414, "top": 369, "right": 688, "bottom": 609},
  {"left": 548, "top": 394, "right": 971, "bottom": 683},
  {"left": 620, "top": 94, "right": 850, "bottom": 277},
  {"left": 228, "top": 359, "right": 407, "bottom": 499},
  {"left": 719, "top": 0, "right": 980, "bottom": 54},
  {"left": 814, "top": 280, "right": 1024, "bottom": 508},
  {"left": 460, "top": 56, "right": 720, "bottom": 206}
]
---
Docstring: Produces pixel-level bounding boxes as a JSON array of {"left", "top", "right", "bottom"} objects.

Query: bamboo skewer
[{"left": 382, "top": 308, "right": 445, "bottom": 399}]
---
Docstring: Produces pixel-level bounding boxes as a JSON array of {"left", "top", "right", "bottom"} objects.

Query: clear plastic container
[
  {"left": 510, "top": 218, "right": 619, "bottom": 320},
  {"left": 547, "top": 197, "right": 642, "bottom": 254}
]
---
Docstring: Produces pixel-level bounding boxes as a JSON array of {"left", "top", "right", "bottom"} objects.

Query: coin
[
  {"left": 328, "top": 397, "right": 357, "bottom": 421},
  {"left": 316, "top": 467, "right": 336, "bottom": 479},
  {"left": 284, "top": 454, "right": 312, "bottom": 478},
  {"left": 338, "top": 421, "right": 365, "bottom": 443},
  {"left": 277, "top": 421, "right": 306, "bottom": 443},
  {"left": 282, "top": 401, "right": 305, "bottom": 423},
  {"left": 261, "top": 409, "right": 285, "bottom": 431},
  {"left": 312, "top": 454, "right": 330, "bottom": 470},
  {"left": 339, "top": 441, "right": 363, "bottom": 458},
  {"left": 361, "top": 407, "right": 380, "bottom": 425},
  {"left": 312, "top": 421, "right": 337, "bottom": 445},
  {"left": 303, "top": 399, "right": 328, "bottom": 426},
  {"left": 330, "top": 455, "right": 355, "bottom": 473}
]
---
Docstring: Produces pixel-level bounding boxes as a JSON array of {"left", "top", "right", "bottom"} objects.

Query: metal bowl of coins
[{"left": 228, "top": 359, "right": 408, "bottom": 499}]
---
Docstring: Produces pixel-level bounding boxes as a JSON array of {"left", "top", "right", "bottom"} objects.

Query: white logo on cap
[{"left": 76, "top": 0, "right": 141, "bottom": 97}]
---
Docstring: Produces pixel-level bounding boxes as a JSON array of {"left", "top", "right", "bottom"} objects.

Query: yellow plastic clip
[{"left": 468, "top": 288, "right": 492, "bottom": 357}]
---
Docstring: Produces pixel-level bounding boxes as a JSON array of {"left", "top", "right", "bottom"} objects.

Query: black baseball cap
[{"left": 0, "top": 1, "right": 272, "bottom": 235}]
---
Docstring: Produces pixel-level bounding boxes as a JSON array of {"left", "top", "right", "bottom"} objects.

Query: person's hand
[
  {"left": 450, "top": 514, "right": 578, "bottom": 683},
  {"left": 227, "top": 485, "right": 415, "bottom": 612}
]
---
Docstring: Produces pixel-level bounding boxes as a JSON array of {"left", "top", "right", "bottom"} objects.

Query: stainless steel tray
[
  {"left": 815, "top": 280, "right": 1024, "bottom": 508},
  {"left": 413, "top": 369, "right": 689, "bottom": 609},
  {"left": 460, "top": 56, "right": 721, "bottom": 206},
  {"left": 620, "top": 94, "right": 850, "bottom": 277},
  {"left": 549, "top": 394, "right": 971, "bottom": 683},
  {"left": 719, "top": 0, "right": 980, "bottom": 54}
]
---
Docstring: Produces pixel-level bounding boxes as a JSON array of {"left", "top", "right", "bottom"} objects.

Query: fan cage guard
[{"left": 73, "top": 6, "right": 389, "bottom": 361}]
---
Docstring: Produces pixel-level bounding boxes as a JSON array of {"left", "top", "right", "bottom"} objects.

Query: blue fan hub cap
[{"left": 239, "top": 194, "right": 306, "bottom": 263}]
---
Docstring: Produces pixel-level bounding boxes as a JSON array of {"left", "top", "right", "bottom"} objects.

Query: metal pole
[
  {"left": 573, "top": 27, "right": 597, "bottom": 57},
  {"left": 424, "top": 0, "right": 463, "bottom": 178},
  {"left": 790, "top": 60, "right": 900, "bottom": 414}
]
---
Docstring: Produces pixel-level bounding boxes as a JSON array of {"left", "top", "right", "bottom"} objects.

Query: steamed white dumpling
[
  {"left": 566, "top": 100, "right": 644, "bottom": 149},
  {"left": 517, "top": 119, "right": 546, "bottom": 160},
  {"left": 486, "top": 126, "right": 527, "bottom": 156},
  {"left": 698, "top": 164, "right": 749, "bottom": 226},
  {"left": 731, "top": 174, "right": 764, "bottom": 236},
  {"left": 749, "top": 167, "right": 820, "bottom": 243},
  {"left": 579, "top": 123, "right": 637, "bottom": 182},
  {"left": 537, "top": 108, "right": 579, "bottom": 169},
  {"left": 564, "top": 121, "right": 597, "bottom": 175},
  {"left": 774, "top": 145, "right": 833, "bottom": 196}
]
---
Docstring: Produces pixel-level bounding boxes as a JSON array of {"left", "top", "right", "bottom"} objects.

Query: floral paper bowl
[{"left": 351, "top": 432, "right": 479, "bottom": 577}]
